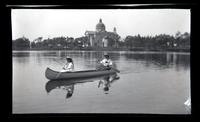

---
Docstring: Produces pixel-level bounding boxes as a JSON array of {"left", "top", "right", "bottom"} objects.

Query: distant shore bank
[{"left": 12, "top": 47, "right": 190, "bottom": 52}]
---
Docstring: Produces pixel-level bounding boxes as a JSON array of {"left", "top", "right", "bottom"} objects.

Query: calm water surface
[{"left": 12, "top": 50, "right": 190, "bottom": 114}]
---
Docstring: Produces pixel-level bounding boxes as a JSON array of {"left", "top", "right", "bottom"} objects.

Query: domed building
[
  {"left": 96, "top": 19, "right": 106, "bottom": 32},
  {"left": 85, "top": 19, "right": 120, "bottom": 47}
]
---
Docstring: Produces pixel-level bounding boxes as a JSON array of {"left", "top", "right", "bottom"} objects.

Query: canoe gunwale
[{"left": 45, "top": 67, "right": 117, "bottom": 80}]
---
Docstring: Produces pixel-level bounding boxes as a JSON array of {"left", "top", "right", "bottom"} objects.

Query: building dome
[{"left": 96, "top": 19, "right": 106, "bottom": 32}]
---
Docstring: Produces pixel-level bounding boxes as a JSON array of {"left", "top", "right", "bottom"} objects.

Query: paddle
[
  {"left": 56, "top": 69, "right": 64, "bottom": 78},
  {"left": 53, "top": 58, "right": 65, "bottom": 66},
  {"left": 52, "top": 58, "right": 66, "bottom": 78},
  {"left": 110, "top": 67, "right": 120, "bottom": 73}
]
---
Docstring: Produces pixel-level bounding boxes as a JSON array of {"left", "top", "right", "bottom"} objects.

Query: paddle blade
[{"left": 111, "top": 67, "right": 120, "bottom": 73}]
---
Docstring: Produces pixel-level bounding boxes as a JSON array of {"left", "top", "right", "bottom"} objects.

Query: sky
[{"left": 11, "top": 9, "right": 190, "bottom": 41}]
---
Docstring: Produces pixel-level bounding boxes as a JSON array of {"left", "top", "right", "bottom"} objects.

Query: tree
[
  {"left": 175, "top": 31, "right": 181, "bottom": 39},
  {"left": 124, "top": 36, "right": 134, "bottom": 48},
  {"left": 31, "top": 42, "right": 36, "bottom": 48},
  {"left": 34, "top": 37, "right": 43, "bottom": 42},
  {"left": 13, "top": 37, "right": 30, "bottom": 50},
  {"left": 74, "top": 36, "right": 90, "bottom": 48},
  {"left": 178, "top": 32, "right": 190, "bottom": 48}
]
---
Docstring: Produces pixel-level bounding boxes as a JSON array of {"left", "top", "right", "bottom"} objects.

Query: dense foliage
[
  {"left": 123, "top": 32, "right": 190, "bottom": 50},
  {"left": 12, "top": 37, "right": 30, "bottom": 50},
  {"left": 12, "top": 32, "right": 190, "bottom": 51}
]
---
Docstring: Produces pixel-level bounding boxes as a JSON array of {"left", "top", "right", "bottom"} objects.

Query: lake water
[{"left": 12, "top": 50, "right": 190, "bottom": 114}]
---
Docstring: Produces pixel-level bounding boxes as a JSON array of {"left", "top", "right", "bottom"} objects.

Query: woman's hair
[
  {"left": 104, "top": 55, "right": 109, "bottom": 59},
  {"left": 66, "top": 58, "right": 73, "bottom": 63}
]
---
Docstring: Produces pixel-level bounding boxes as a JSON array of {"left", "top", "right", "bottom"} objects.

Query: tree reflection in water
[
  {"left": 12, "top": 51, "right": 30, "bottom": 64},
  {"left": 123, "top": 52, "right": 190, "bottom": 70}
]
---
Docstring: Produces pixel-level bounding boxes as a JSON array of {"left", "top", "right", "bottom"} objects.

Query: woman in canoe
[
  {"left": 61, "top": 57, "right": 75, "bottom": 99},
  {"left": 97, "top": 55, "right": 113, "bottom": 70},
  {"left": 61, "top": 57, "right": 74, "bottom": 72}
]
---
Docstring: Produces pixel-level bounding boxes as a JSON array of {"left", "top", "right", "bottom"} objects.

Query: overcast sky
[{"left": 12, "top": 9, "right": 190, "bottom": 41}]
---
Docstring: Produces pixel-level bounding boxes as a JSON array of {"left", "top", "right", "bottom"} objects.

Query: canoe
[{"left": 45, "top": 67, "right": 117, "bottom": 80}]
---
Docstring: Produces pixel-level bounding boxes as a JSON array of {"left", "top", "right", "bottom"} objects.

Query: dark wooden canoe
[{"left": 45, "top": 67, "right": 117, "bottom": 80}]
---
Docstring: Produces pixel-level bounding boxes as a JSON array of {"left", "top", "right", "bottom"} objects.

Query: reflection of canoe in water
[
  {"left": 45, "top": 67, "right": 117, "bottom": 80},
  {"left": 45, "top": 75, "right": 118, "bottom": 93}
]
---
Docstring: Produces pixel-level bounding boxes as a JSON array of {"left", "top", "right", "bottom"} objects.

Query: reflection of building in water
[
  {"left": 166, "top": 53, "right": 177, "bottom": 64},
  {"left": 85, "top": 19, "right": 120, "bottom": 47},
  {"left": 173, "top": 53, "right": 177, "bottom": 64},
  {"left": 166, "top": 53, "right": 172, "bottom": 64}
]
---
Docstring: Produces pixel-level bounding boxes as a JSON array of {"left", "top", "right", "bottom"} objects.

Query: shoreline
[{"left": 12, "top": 47, "right": 190, "bottom": 53}]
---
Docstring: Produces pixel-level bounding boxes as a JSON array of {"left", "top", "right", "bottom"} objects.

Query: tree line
[
  {"left": 12, "top": 31, "right": 190, "bottom": 51},
  {"left": 120, "top": 32, "right": 190, "bottom": 51}
]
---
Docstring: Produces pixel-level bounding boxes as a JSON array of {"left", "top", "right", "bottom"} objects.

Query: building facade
[{"left": 85, "top": 19, "right": 120, "bottom": 47}]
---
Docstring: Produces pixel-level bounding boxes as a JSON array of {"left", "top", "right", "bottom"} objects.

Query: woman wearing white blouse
[{"left": 61, "top": 57, "right": 74, "bottom": 72}]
